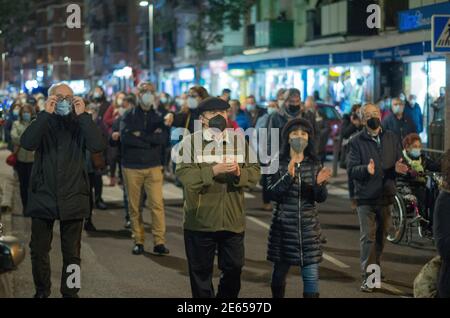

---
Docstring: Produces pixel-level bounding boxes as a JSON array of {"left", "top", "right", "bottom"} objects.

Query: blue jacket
[
  {"left": 404, "top": 102, "right": 423, "bottom": 134},
  {"left": 382, "top": 112, "right": 416, "bottom": 142}
]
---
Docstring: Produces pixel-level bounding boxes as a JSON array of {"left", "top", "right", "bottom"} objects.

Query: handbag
[
  {"left": 91, "top": 152, "right": 106, "bottom": 170},
  {"left": 5, "top": 147, "right": 20, "bottom": 167}
]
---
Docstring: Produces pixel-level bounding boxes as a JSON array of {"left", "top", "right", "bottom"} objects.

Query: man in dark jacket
[
  {"left": 267, "top": 88, "right": 319, "bottom": 157},
  {"left": 347, "top": 103, "right": 408, "bottom": 293},
  {"left": 382, "top": 97, "right": 416, "bottom": 141},
  {"left": 20, "top": 83, "right": 105, "bottom": 298},
  {"left": 120, "top": 82, "right": 169, "bottom": 256},
  {"left": 340, "top": 104, "right": 363, "bottom": 210},
  {"left": 405, "top": 95, "right": 423, "bottom": 134},
  {"left": 434, "top": 150, "right": 450, "bottom": 298},
  {"left": 244, "top": 95, "right": 267, "bottom": 128}
]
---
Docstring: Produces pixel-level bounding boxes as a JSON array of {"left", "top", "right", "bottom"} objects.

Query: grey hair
[
  {"left": 48, "top": 83, "right": 73, "bottom": 96},
  {"left": 360, "top": 103, "right": 380, "bottom": 119}
]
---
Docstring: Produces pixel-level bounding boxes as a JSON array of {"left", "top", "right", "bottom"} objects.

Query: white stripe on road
[
  {"left": 102, "top": 182, "right": 255, "bottom": 201},
  {"left": 246, "top": 216, "right": 350, "bottom": 269},
  {"left": 381, "top": 282, "right": 405, "bottom": 296},
  {"left": 247, "top": 215, "right": 407, "bottom": 296}
]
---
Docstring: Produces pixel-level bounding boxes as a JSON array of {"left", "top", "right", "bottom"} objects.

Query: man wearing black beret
[{"left": 176, "top": 97, "right": 261, "bottom": 298}]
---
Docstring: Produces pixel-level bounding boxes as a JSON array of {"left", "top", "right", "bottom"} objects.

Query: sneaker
[
  {"left": 360, "top": 279, "right": 374, "bottom": 293},
  {"left": 96, "top": 200, "right": 107, "bottom": 210},
  {"left": 132, "top": 244, "right": 144, "bottom": 255},
  {"left": 153, "top": 244, "right": 170, "bottom": 256},
  {"left": 124, "top": 220, "right": 131, "bottom": 229}
]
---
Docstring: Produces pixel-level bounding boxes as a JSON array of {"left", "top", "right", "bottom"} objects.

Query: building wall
[
  {"left": 36, "top": 0, "right": 85, "bottom": 83},
  {"left": 409, "top": 0, "right": 448, "bottom": 8}
]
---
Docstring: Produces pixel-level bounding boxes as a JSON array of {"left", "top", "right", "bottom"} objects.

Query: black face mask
[
  {"left": 288, "top": 104, "right": 300, "bottom": 114},
  {"left": 367, "top": 117, "right": 381, "bottom": 130},
  {"left": 208, "top": 114, "right": 227, "bottom": 132}
]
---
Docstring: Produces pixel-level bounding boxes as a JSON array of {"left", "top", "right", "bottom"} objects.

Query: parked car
[{"left": 316, "top": 103, "right": 342, "bottom": 154}]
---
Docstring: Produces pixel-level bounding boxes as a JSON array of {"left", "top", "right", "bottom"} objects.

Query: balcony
[
  {"left": 254, "top": 20, "right": 293, "bottom": 48},
  {"left": 308, "top": 0, "right": 378, "bottom": 40}
]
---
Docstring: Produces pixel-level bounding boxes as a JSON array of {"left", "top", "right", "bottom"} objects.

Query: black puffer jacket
[{"left": 266, "top": 158, "right": 327, "bottom": 267}]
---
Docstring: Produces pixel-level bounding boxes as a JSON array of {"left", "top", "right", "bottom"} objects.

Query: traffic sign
[{"left": 432, "top": 15, "right": 450, "bottom": 52}]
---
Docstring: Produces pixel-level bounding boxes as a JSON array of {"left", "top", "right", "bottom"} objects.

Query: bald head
[{"left": 48, "top": 83, "right": 74, "bottom": 97}]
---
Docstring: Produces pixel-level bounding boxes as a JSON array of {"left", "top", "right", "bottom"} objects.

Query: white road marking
[
  {"left": 102, "top": 182, "right": 255, "bottom": 201},
  {"left": 246, "top": 216, "right": 350, "bottom": 269},
  {"left": 381, "top": 282, "right": 405, "bottom": 296}
]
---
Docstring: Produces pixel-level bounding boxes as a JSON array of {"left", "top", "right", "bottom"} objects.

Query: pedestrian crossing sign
[{"left": 432, "top": 15, "right": 450, "bottom": 53}]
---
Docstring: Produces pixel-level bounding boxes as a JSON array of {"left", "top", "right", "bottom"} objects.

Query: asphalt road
[{"left": 6, "top": 166, "right": 436, "bottom": 298}]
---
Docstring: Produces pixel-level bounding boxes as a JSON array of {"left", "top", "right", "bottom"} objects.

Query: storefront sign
[
  {"left": 398, "top": 2, "right": 450, "bottom": 33},
  {"left": 363, "top": 42, "right": 426, "bottom": 61}
]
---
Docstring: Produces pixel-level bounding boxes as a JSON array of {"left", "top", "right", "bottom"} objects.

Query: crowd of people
[{"left": 0, "top": 81, "right": 448, "bottom": 299}]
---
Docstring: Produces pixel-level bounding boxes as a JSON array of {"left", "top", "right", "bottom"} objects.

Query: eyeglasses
[{"left": 55, "top": 95, "right": 74, "bottom": 103}]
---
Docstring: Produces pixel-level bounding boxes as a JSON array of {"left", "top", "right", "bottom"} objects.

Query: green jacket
[{"left": 175, "top": 130, "right": 260, "bottom": 233}]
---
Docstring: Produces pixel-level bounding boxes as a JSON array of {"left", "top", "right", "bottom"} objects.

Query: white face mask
[
  {"left": 117, "top": 98, "right": 124, "bottom": 107},
  {"left": 278, "top": 100, "right": 284, "bottom": 108},
  {"left": 188, "top": 97, "right": 198, "bottom": 109}
]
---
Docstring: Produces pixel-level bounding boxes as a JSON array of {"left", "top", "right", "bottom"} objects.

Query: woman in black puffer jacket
[{"left": 267, "top": 118, "right": 332, "bottom": 298}]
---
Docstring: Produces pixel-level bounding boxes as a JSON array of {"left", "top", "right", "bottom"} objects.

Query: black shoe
[
  {"left": 124, "top": 220, "right": 131, "bottom": 229},
  {"left": 33, "top": 292, "right": 49, "bottom": 299},
  {"left": 84, "top": 219, "right": 97, "bottom": 232},
  {"left": 360, "top": 279, "right": 375, "bottom": 293},
  {"left": 132, "top": 244, "right": 144, "bottom": 255},
  {"left": 153, "top": 244, "right": 170, "bottom": 256},
  {"left": 320, "top": 234, "right": 328, "bottom": 244},
  {"left": 271, "top": 284, "right": 286, "bottom": 298},
  {"left": 96, "top": 200, "right": 107, "bottom": 210}
]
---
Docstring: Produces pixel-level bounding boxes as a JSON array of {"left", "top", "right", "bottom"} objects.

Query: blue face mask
[
  {"left": 267, "top": 107, "right": 277, "bottom": 116},
  {"left": 22, "top": 113, "right": 32, "bottom": 122},
  {"left": 56, "top": 100, "right": 72, "bottom": 116},
  {"left": 160, "top": 97, "right": 168, "bottom": 104},
  {"left": 409, "top": 148, "right": 421, "bottom": 159},
  {"left": 246, "top": 104, "right": 256, "bottom": 112},
  {"left": 12, "top": 109, "right": 20, "bottom": 118}
]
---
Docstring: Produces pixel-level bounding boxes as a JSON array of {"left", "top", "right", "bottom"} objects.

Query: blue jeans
[{"left": 271, "top": 262, "right": 319, "bottom": 294}]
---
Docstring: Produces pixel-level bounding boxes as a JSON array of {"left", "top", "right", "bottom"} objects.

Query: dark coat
[
  {"left": 119, "top": 106, "right": 165, "bottom": 169},
  {"left": 20, "top": 111, "right": 106, "bottom": 221},
  {"left": 347, "top": 127, "right": 403, "bottom": 206},
  {"left": 434, "top": 191, "right": 450, "bottom": 298},
  {"left": 382, "top": 112, "right": 416, "bottom": 141},
  {"left": 267, "top": 107, "right": 319, "bottom": 156},
  {"left": 266, "top": 158, "right": 327, "bottom": 267},
  {"left": 172, "top": 109, "right": 200, "bottom": 134}
]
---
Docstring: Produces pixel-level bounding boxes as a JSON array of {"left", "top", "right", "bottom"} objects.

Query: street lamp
[
  {"left": 1, "top": 52, "right": 8, "bottom": 90},
  {"left": 64, "top": 56, "right": 72, "bottom": 81},
  {"left": 85, "top": 40, "right": 95, "bottom": 84},
  {"left": 139, "top": 0, "right": 154, "bottom": 82}
]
